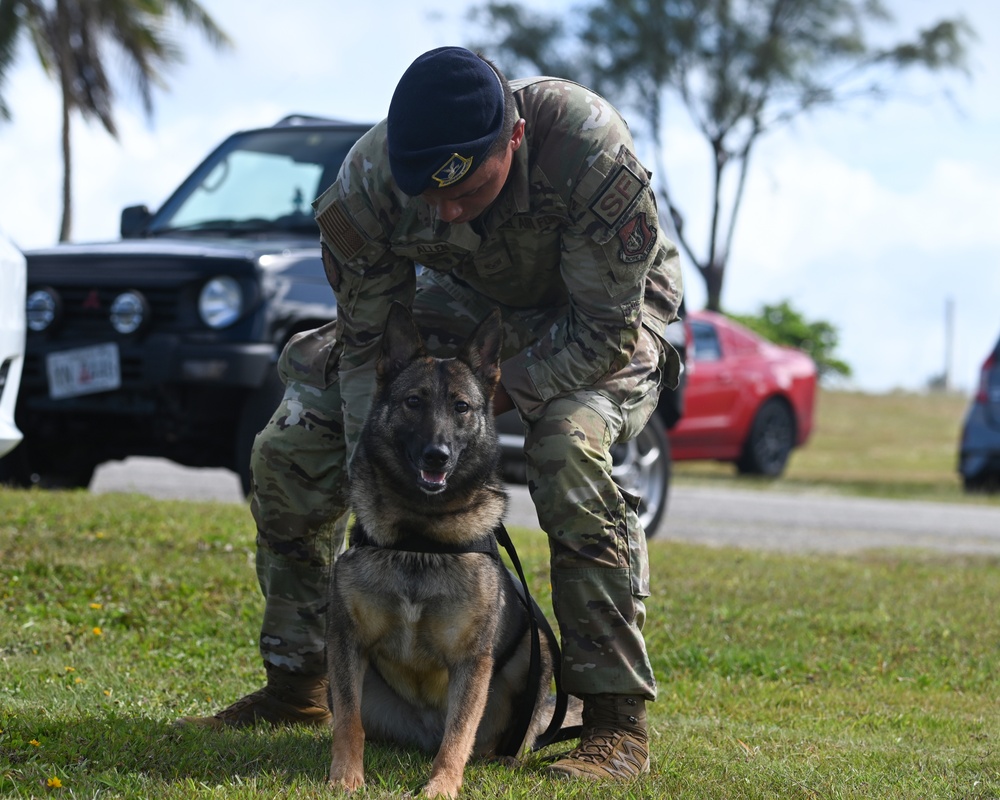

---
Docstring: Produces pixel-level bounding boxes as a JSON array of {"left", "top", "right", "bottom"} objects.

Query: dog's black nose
[{"left": 421, "top": 444, "right": 450, "bottom": 469}]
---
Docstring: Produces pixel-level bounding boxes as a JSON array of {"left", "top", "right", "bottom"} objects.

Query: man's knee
[
  {"left": 250, "top": 380, "right": 350, "bottom": 562},
  {"left": 524, "top": 397, "right": 612, "bottom": 477},
  {"left": 524, "top": 400, "right": 623, "bottom": 563}
]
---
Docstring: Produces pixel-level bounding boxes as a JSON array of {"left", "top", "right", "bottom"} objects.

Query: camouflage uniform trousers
[{"left": 250, "top": 270, "right": 666, "bottom": 700}]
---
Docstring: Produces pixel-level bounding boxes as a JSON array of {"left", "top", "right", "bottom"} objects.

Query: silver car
[{"left": 0, "top": 230, "right": 26, "bottom": 457}]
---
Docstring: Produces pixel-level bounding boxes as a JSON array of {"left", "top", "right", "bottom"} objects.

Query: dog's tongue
[{"left": 421, "top": 470, "right": 447, "bottom": 486}]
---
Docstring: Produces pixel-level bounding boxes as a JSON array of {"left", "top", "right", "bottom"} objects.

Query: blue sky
[{"left": 1, "top": 0, "right": 997, "bottom": 394}]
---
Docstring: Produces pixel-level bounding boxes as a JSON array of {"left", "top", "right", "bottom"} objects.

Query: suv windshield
[{"left": 149, "top": 125, "right": 365, "bottom": 236}]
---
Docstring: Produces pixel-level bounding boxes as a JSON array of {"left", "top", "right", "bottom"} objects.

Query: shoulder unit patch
[{"left": 617, "top": 212, "right": 656, "bottom": 264}]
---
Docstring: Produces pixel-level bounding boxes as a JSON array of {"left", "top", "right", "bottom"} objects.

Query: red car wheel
[{"left": 737, "top": 398, "right": 795, "bottom": 477}]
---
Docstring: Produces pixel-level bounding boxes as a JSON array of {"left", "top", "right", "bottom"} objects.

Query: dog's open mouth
[{"left": 419, "top": 469, "right": 448, "bottom": 493}]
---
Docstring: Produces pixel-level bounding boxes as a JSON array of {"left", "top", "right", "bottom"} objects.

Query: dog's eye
[
  {"left": 454, "top": 401, "right": 469, "bottom": 414},
  {"left": 405, "top": 395, "right": 421, "bottom": 409}
]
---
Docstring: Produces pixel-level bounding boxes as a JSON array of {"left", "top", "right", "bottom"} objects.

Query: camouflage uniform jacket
[{"left": 314, "top": 77, "right": 683, "bottom": 448}]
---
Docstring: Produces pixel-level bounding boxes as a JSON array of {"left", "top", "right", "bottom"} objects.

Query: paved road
[
  {"left": 90, "top": 458, "right": 1000, "bottom": 556},
  {"left": 662, "top": 485, "right": 1000, "bottom": 555}
]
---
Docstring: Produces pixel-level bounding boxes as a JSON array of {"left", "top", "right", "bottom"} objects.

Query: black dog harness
[
  {"left": 350, "top": 525, "right": 500, "bottom": 559},
  {"left": 347, "top": 522, "right": 579, "bottom": 756}
]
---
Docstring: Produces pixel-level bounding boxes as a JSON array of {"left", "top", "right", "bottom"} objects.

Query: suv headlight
[
  {"left": 110, "top": 290, "right": 149, "bottom": 334},
  {"left": 26, "top": 287, "right": 61, "bottom": 332},
  {"left": 199, "top": 276, "right": 243, "bottom": 329}
]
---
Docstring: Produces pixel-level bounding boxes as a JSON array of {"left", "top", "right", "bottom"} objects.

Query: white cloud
[{"left": 717, "top": 135, "right": 1000, "bottom": 392}]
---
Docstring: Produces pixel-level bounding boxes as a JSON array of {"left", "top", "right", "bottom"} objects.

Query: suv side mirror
[{"left": 120, "top": 205, "right": 153, "bottom": 239}]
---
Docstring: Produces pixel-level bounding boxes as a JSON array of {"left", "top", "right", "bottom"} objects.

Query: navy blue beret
[{"left": 387, "top": 47, "right": 505, "bottom": 196}]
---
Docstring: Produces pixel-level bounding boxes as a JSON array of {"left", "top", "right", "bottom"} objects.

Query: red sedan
[{"left": 670, "top": 310, "right": 817, "bottom": 476}]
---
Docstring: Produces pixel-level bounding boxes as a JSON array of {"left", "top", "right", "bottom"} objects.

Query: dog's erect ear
[
  {"left": 463, "top": 308, "right": 503, "bottom": 393},
  {"left": 376, "top": 302, "right": 426, "bottom": 383}
]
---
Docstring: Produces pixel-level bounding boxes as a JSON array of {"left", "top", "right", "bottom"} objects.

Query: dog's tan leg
[
  {"left": 328, "top": 672, "right": 366, "bottom": 791},
  {"left": 423, "top": 653, "right": 493, "bottom": 799},
  {"left": 329, "top": 707, "right": 365, "bottom": 792},
  {"left": 328, "top": 626, "right": 366, "bottom": 791}
]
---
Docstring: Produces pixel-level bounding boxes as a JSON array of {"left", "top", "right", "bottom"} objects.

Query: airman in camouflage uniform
[{"left": 180, "top": 47, "right": 682, "bottom": 781}]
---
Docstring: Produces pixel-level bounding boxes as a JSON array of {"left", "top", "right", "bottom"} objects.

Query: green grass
[{"left": 2, "top": 390, "right": 999, "bottom": 798}]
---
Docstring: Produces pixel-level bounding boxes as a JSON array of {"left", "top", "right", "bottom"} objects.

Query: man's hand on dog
[{"left": 493, "top": 382, "right": 514, "bottom": 416}]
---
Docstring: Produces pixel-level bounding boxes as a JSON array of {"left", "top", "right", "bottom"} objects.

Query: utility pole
[{"left": 944, "top": 297, "right": 954, "bottom": 392}]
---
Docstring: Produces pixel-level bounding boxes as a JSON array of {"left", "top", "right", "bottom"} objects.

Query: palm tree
[{"left": 0, "top": 0, "right": 231, "bottom": 241}]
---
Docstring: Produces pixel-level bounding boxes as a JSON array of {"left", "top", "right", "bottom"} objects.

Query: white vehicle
[{"left": 0, "top": 230, "right": 26, "bottom": 458}]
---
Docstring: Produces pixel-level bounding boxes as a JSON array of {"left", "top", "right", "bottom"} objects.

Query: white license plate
[{"left": 46, "top": 343, "right": 122, "bottom": 399}]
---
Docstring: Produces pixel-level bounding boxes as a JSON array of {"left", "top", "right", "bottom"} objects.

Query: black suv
[
  {"left": 3, "top": 114, "right": 685, "bottom": 535},
  {"left": 2, "top": 115, "right": 370, "bottom": 494}
]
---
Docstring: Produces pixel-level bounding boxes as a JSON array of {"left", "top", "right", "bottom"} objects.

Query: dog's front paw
[
  {"left": 422, "top": 775, "right": 461, "bottom": 799},
  {"left": 328, "top": 760, "right": 365, "bottom": 793}
]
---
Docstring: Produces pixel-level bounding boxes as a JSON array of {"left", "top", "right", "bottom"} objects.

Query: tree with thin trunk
[
  {"left": 0, "top": 0, "right": 231, "bottom": 242},
  {"left": 467, "top": 0, "right": 974, "bottom": 311}
]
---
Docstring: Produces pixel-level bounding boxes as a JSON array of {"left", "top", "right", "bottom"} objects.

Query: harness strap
[
  {"left": 349, "top": 524, "right": 500, "bottom": 560},
  {"left": 493, "top": 523, "right": 580, "bottom": 754}
]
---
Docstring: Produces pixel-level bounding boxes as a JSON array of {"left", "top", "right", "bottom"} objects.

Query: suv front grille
[
  {"left": 24, "top": 250, "right": 262, "bottom": 342},
  {"left": 51, "top": 286, "right": 180, "bottom": 337}
]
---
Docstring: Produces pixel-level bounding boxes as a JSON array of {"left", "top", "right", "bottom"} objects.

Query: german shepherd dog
[{"left": 327, "top": 303, "right": 568, "bottom": 798}]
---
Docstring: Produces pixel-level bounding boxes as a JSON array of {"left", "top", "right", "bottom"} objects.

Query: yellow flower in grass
[
  {"left": 29, "top": 739, "right": 40, "bottom": 747},
  {"left": 47, "top": 776, "right": 62, "bottom": 788},
  {"left": 92, "top": 627, "right": 103, "bottom": 636},
  {"left": 89, "top": 603, "right": 102, "bottom": 610}
]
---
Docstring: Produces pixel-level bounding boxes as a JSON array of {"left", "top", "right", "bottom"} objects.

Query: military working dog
[{"left": 327, "top": 303, "right": 567, "bottom": 798}]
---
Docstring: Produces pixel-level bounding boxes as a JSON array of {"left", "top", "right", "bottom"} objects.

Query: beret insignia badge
[{"left": 431, "top": 153, "right": 474, "bottom": 188}]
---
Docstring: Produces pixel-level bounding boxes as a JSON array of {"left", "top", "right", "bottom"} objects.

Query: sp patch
[
  {"left": 590, "top": 163, "right": 644, "bottom": 229},
  {"left": 432, "top": 153, "right": 474, "bottom": 188},
  {"left": 617, "top": 212, "right": 656, "bottom": 264}
]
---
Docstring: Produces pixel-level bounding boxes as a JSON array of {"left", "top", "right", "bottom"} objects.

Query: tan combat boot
[
  {"left": 547, "top": 694, "right": 650, "bottom": 780},
  {"left": 175, "top": 664, "right": 331, "bottom": 728}
]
